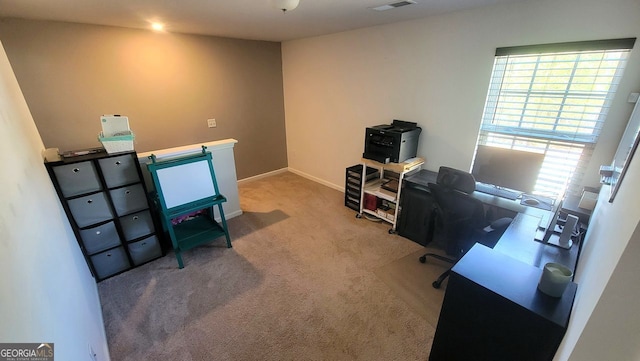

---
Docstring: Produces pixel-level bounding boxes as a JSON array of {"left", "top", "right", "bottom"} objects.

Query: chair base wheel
[
  {"left": 419, "top": 256, "right": 426, "bottom": 263},
  {"left": 432, "top": 281, "right": 442, "bottom": 289}
]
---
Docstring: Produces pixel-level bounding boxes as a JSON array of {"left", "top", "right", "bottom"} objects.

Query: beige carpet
[
  {"left": 374, "top": 248, "right": 447, "bottom": 327},
  {"left": 98, "top": 172, "right": 449, "bottom": 360}
]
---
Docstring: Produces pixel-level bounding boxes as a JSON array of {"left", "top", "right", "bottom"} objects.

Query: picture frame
[{"left": 609, "top": 100, "right": 640, "bottom": 202}]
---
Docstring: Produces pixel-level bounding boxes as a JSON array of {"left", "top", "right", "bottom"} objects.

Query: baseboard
[
  {"left": 237, "top": 167, "right": 343, "bottom": 193},
  {"left": 237, "top": 168, "right": 289, "bottom": 184},
  {"left": 287, "top": 167, "right": 343, "bottom": 192},
  {"left": 223, "top": 209, "right": 243, "bottom": 220}
]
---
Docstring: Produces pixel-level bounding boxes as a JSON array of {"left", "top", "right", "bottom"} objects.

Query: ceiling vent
[{"left": 372, "top": 0, "right": 417, "bottom": 11}]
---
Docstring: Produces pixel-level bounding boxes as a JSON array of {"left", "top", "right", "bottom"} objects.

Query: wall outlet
[{"left": 207, "top": 118, "right": 217, "bottom": 128}]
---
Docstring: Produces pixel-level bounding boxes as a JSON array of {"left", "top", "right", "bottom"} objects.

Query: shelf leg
[
  {"left": 176, "top": 250, "right": 184, "bottom": 269},
  {"left": 167, "top": 222, "right": 185, "bottom": 269},
  {"left": 217, "top": 204, "right": 232, "bottom": 248}
]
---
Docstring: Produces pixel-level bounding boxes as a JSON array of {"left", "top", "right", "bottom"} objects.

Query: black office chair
[{"left": 419, "top": 166, "right": 512, "bottom": 289}]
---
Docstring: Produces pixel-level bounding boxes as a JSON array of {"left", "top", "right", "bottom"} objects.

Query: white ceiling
[{"left": 0, "top": 0, "right": 522, "bottom": 42}]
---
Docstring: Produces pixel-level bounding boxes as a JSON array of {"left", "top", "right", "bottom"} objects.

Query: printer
[{"left": 363, "top": 120, "right": 421, "bottom": 164}]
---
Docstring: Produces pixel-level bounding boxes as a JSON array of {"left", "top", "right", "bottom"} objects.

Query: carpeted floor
[{"left": 98, "top": 172, "right": 449, "bottom": 360}]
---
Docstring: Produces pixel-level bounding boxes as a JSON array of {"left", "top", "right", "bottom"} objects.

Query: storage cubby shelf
[{"left": 45, "top": 151, "right": 164, "bottom": 281}]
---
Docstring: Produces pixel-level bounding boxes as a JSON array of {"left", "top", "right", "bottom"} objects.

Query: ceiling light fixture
[{"left": 271, "top": 0, "right": 300, "bottom": 13}]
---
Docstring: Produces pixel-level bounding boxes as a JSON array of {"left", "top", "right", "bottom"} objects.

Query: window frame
[{"left": 476, "top": 38, "right": 635, "bottom": 198}]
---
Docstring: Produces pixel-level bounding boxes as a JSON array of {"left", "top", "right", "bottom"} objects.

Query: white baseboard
[
  {"left": 287, "top": 167, "right": 343, "bottom": 192},
  {"left": 237, "top": 167, "right": 343, "bottom": 192},
  {"left": 237, "top": 168, "right": 289, "bottom": 184},
  {"left": 214, "top": 209, "right": 243, "bottom": 223},
  {"left": 225, "top": 209, "right": 244, "bottom": 219}
]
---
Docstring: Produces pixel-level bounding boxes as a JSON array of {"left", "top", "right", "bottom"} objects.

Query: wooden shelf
[{"left": 362, "top": 157, "right": 425, "bottom": 173}]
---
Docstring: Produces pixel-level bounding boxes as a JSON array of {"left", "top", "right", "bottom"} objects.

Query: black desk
[
  {"left": 561, "top": 194, "right": 593, "bottom": 227},
  {"left": 494, "top": 212, "right": 580, "bottom": 272},
  {"left": 401, "top": 170, "right": 558, "bottom": 252},
  {"left": 403, "top": 169, "right": 581, "bottom": 271},
  {"left": 409, "top": 170, "right": 581, "bottom": 360},
  {"left": 427, "top": 200, "right": 579, "bottom": 361},
  {"left": 429, "top": 244, "right": 578, "bottom": 361},
  {"left": 404, "top": 169, "right": 555, "bottom": 222}
]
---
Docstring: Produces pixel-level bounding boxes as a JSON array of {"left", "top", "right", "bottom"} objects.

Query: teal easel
[{"left": 147, "top": 146, "right": 232, "bottom": 268}]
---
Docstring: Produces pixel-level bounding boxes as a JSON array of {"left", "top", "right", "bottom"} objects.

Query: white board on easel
[{"left": 155, "top": 159, "right": 217, "bottom": 209}]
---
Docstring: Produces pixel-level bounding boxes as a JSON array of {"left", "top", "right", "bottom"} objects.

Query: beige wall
[
  {"left": 558, "top": 131, "right": 640, "bottom": 360},
  {"left": 560, "top": 98, "right": 640, "bottom": 360},
  {"left": 280, "top": 0, "right": 640, "bottom": 359},
  {"left": 0, "top": 18, "right": 288, "bottom": 180},
  {"left": 281, "top": 0, "right": 640, "bottom": 191},
  {"left": 0, "top": 41, "right": 109, "bottom": 361}
]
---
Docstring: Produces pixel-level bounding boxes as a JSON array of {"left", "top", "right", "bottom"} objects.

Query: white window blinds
[{"left": 478, "top": 38, "right": 635, "bottom": 197}]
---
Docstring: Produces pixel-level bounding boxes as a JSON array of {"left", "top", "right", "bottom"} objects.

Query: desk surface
[
  {"left": 453, "top": 243, "right": 577, "bottom": 327},
  {"left": 405, "top": 169, "right": 579, "bottom": 272},
  {"left": 494, "top": 212, "right": 579, "bottom": 271},
  {"left": 405, "top": 170, "right": 554, "bottom": 225}
]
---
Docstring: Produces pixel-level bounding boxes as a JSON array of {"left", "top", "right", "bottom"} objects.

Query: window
[{"left": 477, "top": 38, "right": 635, "bottom": 198}]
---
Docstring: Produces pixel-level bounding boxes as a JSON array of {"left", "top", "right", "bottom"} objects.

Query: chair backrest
[
  {"left": 436, "top": 166, "right": 477, "bottom": 194},
  {"left": 429, "top": 167, "right": 486, "bottom": 255}
]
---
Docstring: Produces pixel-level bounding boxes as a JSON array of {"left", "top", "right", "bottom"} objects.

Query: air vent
[{"left": 372, "top": 0, "right": 417, "bottom": 11}]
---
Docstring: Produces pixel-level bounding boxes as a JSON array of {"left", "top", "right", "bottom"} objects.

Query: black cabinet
[
  {"left": 430, "top": 244, "right": 577, "bottom": 361},
  {"left": 46, "top": 151, "right": 164, "bottom": 281},
  {"left": 397, "top": 169, "right": 438, "bottom": 245},
  {"left": 397, "top": 185, "right": 435, "bottom": 246}
]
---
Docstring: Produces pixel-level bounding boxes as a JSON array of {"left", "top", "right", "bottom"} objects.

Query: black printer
[{"left": 363, "top": 120, "right": 421, "bottom": 164}]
